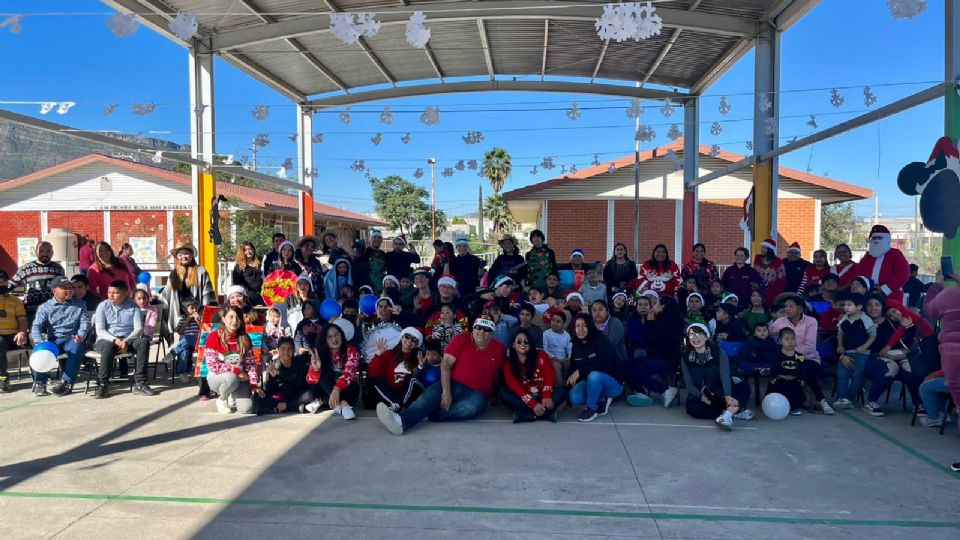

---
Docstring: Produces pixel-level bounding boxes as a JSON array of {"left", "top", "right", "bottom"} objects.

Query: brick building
[
  {"left": 0, "top": 153, "right": 386, "bottom": 276},
  {"left": 503, "top": 140, "right": 872, "bottom": 265}
]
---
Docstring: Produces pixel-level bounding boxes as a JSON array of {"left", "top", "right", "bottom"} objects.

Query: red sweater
[
  {"left": 368, "top": 349, "right": 417, "bottom": 389},
  {"left": 87, "top": 264, "right": 134, "bottom": 299},
  {"left": 799, "top": 265, "right": 830, "bottom": 295},
  {"left": 501, "top": 350, "right": 556, "bottom": 410},
  {"left": 754, "top": 255, "right": 785, "bottom": 306}
]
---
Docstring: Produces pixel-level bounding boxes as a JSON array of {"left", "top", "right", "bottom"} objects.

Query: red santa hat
[
  {"left": 437, "top": 274, "right": 458, "bottom": 289},
  {"left": 869, "top": 224, "right": 891, "bottom": 238},
  {"left": 761, "top": 238, "right": 777, "bottom": 252},
  {"left": 787, "top": 242, "right": 801, "bottom": 254}
]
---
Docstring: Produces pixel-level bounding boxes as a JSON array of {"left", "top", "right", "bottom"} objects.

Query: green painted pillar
[{"left": 944, "top": 1, "right": 960, "bottom": 272}]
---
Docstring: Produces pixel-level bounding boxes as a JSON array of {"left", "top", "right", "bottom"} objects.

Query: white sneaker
[
  {"left": 341, "top": 405, "right": 356, "bottom": 420},
  {"left": 376, "top": 402, "right": 404, "bottom": 435},
  {"left": 178, "top": 373, "right": 191, "bottom": 384},
  {"left": 833, "top": 398, "right": 854, "bottom": 410},
  {"left": 333, "top": 407, "right": 342, "bottom": 416},
  {"left": 919, "top": 416, "right": 943, "bottom": 428},
  {"left": 663, "top": 387, "right": 678, "bottom": 409},
  {"left": 863, "top": 402, "right": 885, "bottom": 417},
  {"left": 227, "top": 394, "right": 237, "bottom": 409},
  {"left": 715, "top": 413, "right": 734, "bottom": 431},
  {"left": 215, "top": 397, "right": 231, "bottom": 414},
  {"left": 733, "top": 409, "right": 755, "bottom": 421},
  {"left": 305, "top": 399, "right": 321, "bottom": 414},
  {"left": 820, "top": 399, "right": 836, "bottom": 415}
]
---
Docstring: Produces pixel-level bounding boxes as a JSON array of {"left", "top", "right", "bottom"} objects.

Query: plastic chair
[{"left": 83, "top": 350, "right": 135, "bottom": 393}]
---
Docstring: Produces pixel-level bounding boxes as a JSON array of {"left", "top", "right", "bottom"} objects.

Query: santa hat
[
  {"left": 686, "top": 323, "right": 710, "bottom": 337},
  {"left": 376, "top": 296, "right": 395, "bottom": 308},
  {"left": 853, "top": 276, "right": 873, "bottom": 290},
  {"left": 382, "top": 275, "right": 400, "bottom": 288},
  {"left": 686, "top": 292, "right": 704, "bottom": 307},
  {"left": 494, "top": 275, "right": 514, "bottom": 289},
  {"left": 787, "top": 242, "right": 801, "bottom": 254},
  {"left": 135, "top": 283, "right": 151, "bottom": 294},
  {"left": 410, "top": 267, "right": 431, "bottom": 279},
  {"left": 543, "top": 306, "right": 570, "bottom": 326},
  {"left": 761, "top": 238, "right": 777, "bottom": 252},
  {"left": 225, "top": 285, "right": 248, "bottom": 298},
  {"left": 296, "top": 273, "right": 313, "bottom": 291},
  {"left": 569, "top": 248, "right": 585, "bottom": 260},
  {"left": 400, "top": 327, "right": 424, "bottom": 345},
  {"left": 641, "top": 290, "right": 659, "bottom": 302},
  {"left": 869, "top": 225, "right": 891, "bottom": 237},
  {"left": 612, "top": 291, "right": 628, "bottom": 303},
  {"left": 565, "top": 291, "right": 585, "bottom": 303},
  {"left": 721, "top": 292, "right": 738, "bottom": 304},
  {"left": 437, "top": 274, "right": 458, "bottom": 288}
]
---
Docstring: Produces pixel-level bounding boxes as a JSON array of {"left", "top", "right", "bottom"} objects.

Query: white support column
[
  {"left": 813, "top": 199, "right": 822, "bottom": 252},
  {"left": 166, "top": 210, "right": 175, "bottom": 259},
  {"left": 103, "top": 210, "right": 111, "bottom": 244},
  {"left": 674, "top": 199, "right": 683, "bottom": 262},
  {"left": 680, "top": 97, "right": 699, "bottom": 263},
  {"left": 540, "top": 200, "right": 549, "bottom": 237},
  {"left": 606, "top": 200, "right": 615, "bottom": 258},
  {"left": 40, "top": 211, "right": 48, "bottom": 240},
  {"left": 753, "top": 23, "right": 781, "bottom": 248},
  {"left": 189, "top": 48, "right": 216, "bottom": 248},
  {"left": 297, "top": 105, "right": 315, "bottom": 235}
]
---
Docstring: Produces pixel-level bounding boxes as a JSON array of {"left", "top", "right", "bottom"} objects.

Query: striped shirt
[{"left": 11, "top": 261, "right": 65, "bottom": 306}]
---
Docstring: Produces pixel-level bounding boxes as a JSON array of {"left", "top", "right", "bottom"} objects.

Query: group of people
[{"left": 2, "top": 225, "right": 958, "bottom": 469}]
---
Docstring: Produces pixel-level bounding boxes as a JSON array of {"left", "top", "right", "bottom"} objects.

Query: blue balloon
[
  {"left": 421, "top": 366, "right": 441, "bottom": 386},
  {"left": 137, "top": 271, "right": 152, "bottom": 285},
  {"left": 34, "top": 341, "right": 60, "bottom": 356},
  {"left": 320, "top": 299, "right": 342, "bottom": 321},
  {"left": 358, "top": 294, "right": 378, "bottom": 316}
]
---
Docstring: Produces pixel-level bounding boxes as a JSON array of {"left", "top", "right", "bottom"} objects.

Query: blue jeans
[
  {"left": 865, "top": 356, "right": 900, "bottom": 403},
  {"left": 624, "top": 353, "right": 672, "bottom": 395},
  {"left": 32, "top": 339, "right": 86, "bottom": 384},
  {"left": 835, "top": 352, "right": 868, "bottom": 401},
  {"left": 919, "top": 377, "right": 950, "bottom": 418},
  {"left": 172, "top": 334, "right": 197, "bottom": 375},
  {"left": 399, "top": 381, "right": 487, "bottom": 430},
  {"left": 569, "top": 371, "right": 623, "bottom": 408}
]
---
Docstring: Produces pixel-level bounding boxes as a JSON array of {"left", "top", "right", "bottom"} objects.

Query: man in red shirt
[{"left": 377, "top": 317, "right": 506, "bottom": 435}]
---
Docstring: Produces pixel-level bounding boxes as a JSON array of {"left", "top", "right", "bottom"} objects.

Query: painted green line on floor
[
  {"left": 1, "top": 490, "right": 958, "bottom": 529},
  {"left": 0, "top": 400, "right": 40, "bottom": 414},
  {"left": 840, "top": 410, "right": 957, "bottom": 479}
]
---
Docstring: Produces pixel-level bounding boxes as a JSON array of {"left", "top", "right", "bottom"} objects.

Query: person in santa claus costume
[
  {"left": 753, "top": 238, "right": 786, "bottom": 306},
  {"left": 847, "top": 225, "right": 910, "bottom": 303}
]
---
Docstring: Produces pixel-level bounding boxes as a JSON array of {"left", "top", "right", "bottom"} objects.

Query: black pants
[
  {"left": 0, "top": 334, "right": 24, "bottom": 375},
  {"left": 95, "top": 337, "right": 150, "bottom": 385},
  {"left": 766, "top": 377, "right": 805, "bottom": 410},
  {"left": 799, "top": 360, "right": 825, "bottom": 401},
  {"left": 499, "top": 386, "right": 569, "bottom": 417},
  {"left": 685, "top": 380, "right": 751, "bottom": 419},
  {"left": 299, "top": 368, "right": 361, "bottom": 408},
  {"left": 369, "top": 375, "right": 422, "bottom": 410}
]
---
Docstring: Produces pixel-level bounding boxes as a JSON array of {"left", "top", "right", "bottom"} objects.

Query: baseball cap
[
  {"left": 472, "top": 317, "right": 497, "bottom": 332},
  {"left": 50, "top": 276, "right": 72, "bottom": 289}
]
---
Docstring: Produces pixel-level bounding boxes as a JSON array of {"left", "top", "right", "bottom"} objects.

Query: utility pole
[
  {"left": 250, "top": 137, "right": 258, "bottom": 172},
  {"left": 428, "top": 158, "right": 437, "bottom": 242},
  {"left": 478, "top": 183, "right": 484, "bottom": 244}
]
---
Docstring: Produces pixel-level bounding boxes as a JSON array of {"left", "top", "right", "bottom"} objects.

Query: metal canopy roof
[{"left": 103, "top": 0, "right": 817, "bottom": 104}]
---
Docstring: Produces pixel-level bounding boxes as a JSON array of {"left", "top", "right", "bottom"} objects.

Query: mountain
[{"left": 0, "top": 118, "right": 189, "bottom": 180}]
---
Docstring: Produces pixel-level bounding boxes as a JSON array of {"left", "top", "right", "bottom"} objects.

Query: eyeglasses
[
  {"left": 475, "top": 327, "right": 493, "bottom": 333},
  {"left": 514, "top": 339, "right": 529, "bottom": 345}
]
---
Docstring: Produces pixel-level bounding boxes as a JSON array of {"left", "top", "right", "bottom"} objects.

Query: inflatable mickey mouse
[{"left": 898, "top": 136, "right": 960, "bottom": 239}]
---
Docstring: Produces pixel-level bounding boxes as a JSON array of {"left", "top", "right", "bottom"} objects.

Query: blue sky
[{"left": 0, "top": 1, "right": 949, "bottom": 219}]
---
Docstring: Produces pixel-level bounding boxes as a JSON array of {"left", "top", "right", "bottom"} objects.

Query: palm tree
[
  {"left": 482, "top": 147, "right": 512, "bottom": 194},
  {"left": 483, "top": 193, "right": 516, "bottom": 236}
]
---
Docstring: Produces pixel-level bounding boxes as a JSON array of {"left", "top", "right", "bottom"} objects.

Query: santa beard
[{"left": 868, "top": 234, "right": 892, "bottom": 258}]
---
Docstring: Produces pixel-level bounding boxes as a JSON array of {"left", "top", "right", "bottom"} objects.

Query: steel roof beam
[
  {"left": 477, "top": 19, "right": 496, "bottom": 80},
  {"left": 590, "top": 40, "right": 608, "bottom": 82},
  {"left": 209, "top": 2, "right": 757, "bottom": 51},
  {"left": 642, "top": 0, "right": 701, "bottom": 85},
  {"left": 689, "top": 37, "right": 753, "bottom": 94},
  {"left": 540, "top": 20, "right": 549, "bottom": 80}
]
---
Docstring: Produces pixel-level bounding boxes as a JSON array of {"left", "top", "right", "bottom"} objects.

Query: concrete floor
[{"left": 1, "top": 365, "right": 959, "bottom": 539}]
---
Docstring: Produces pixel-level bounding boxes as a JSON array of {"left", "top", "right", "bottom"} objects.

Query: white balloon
[
  {"left": 29, "top": 350, "right": 59, "bottom": 372},
  {"left": 333, "top": 317, "right": 355, "bottom": 342},
  {"left": 761, "top": 393, "right": 790, "bottom": 421}
]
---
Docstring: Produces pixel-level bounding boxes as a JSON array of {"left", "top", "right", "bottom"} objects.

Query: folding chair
[{"left": 83, "top": 349, "right": 135, "bottom": 393}]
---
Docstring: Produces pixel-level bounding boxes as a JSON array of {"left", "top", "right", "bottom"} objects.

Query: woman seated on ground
[
  {"left": 368, "top": 327, "right": 423, "bottom": 412},
  {"left": 769, "top": 294, "right": 834, "bottom": 415},
  {"left": 204, "top": 306, "right": 259, "bottom": 414},
  {"left": 681, "top": 323, "right": 754, "bottom": 431},
  {"left": 256, "top": 337, "right": 308, "bottom": 415},
  {"left": 709, "top": 303, "right": 747, "bottom": 344},
  {"left": 567, "top": 313, "right": 623, "bottom": 423},
  {"left": 87, "top": 241, "right": 135, "bottom": 298},
  {"left": 622, "top": 294, "right": 680, "bottom": 409},
  {"left": 232, "top": 242, "right": 264, "bottom": 306},
  {"left": 501, "top": 328, "right": 567, "bottom": 423},
  {"left": 133, "top": 286, "right": 158, "bottom": 339},
  {"left": 301, "top": 323, "right": 361, "bottom": 419}
]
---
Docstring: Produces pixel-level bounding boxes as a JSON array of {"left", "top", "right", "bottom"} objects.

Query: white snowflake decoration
[
  {"left": 607, "top": 162, "right": 617, "bottom": 174},
  {"left": 540, "top": 157, "right": 555, "bottom": 170},
  {"left": 595, "top": 2, "right": 663, "bottom": 43},
  {"left": 0, "top": 15, "right": 22, "bottom": 35},
  {"left": 132, "top": 102, "right": 156, "bottom": 116},
  {"left": 710, "top": 121, "right": 722, "bottom": 136},
  {"left": 281, "top": 158, "right": 293, "bottom": 170},
  {"left": 405, "top": 11, "right": 431, "bottom": 49},
  {"left": 636, "top": 125, "right": 656, "bottom": 142},
  {"left": 278, "top": 166, "right": 287, "bottom": 179},
  {"left": 806, "top": 115, "right": 818, "bottom": 129},
  {"left": 863, "top": 86, "right": 878, "bottom": 107},
  {"left": 56, "top": 102, "right": 75, "bottom": 115},
  {"left": 763, "top": 117, "right": 777, "bottom": 136},
  {"left": 169, "top": 12, "right": 198, "bottom": 41},
  {"left": 421, "top": 106, "right": 441, "bottom": 126},
  {"left": 312, "top": 133, "right": 323, "bottom": 144},
  {"left": 530, "top": 166, "right": 539, "bottom": 175},
  {"left": 665, "top": 149, "right": 682, "bottom": 171},
  {"left": 151, "top": 151, "right": 163, "bottom": 164},
  {"left": 718, "top": 95, "right": 732, "bottom": 115},
  {"left": 413, "top": 168, "right": 424, "bottom": 179},
  {"left": 708, "top": 145, "right": 721, "bottom": 157},
  {"left": 667, "top": 124, "right": 682, "bottom": 141},
  {"left": 592, "top": 154, "right": 601, "bottom": 166},
  {"left": 401, "top": 132, "right": 412, "bottom": 144},
  {"left": 888, "top": 0, "right": 927, "bottom": 20},
  {"left": 566, "top": 102, "right": 582, "bottom": 121},
  {"left": 355, "top": 13, "right": 381, "bottom": 38},
  {"left": 570, "top": 165, "right": 578, "bottom": 173},
  {"left": 254, "top": 133, "right": 270, "bottom": 147},
  {"left": 107, "top": 13, "right": 139, "bottom": 38},
  {"left": 757, "top": 93, "right": 772, "bottom": 113},
  {"left": 829, "top": 88, "right": 845, "bottom": 108},
  {"left": 380, "top": 106, "right": 394, "bottom": 125},
  {"left": 38, "top": 102, "right": 56, "bottom": 115},
  {"left": 339, "top": 107, "right": 352, "bottom": 124},
  {"left": 252, "top": 105, "right": 269, "bottom": 121},
  {"left": 193, "top": 104, "right": 207, "bottom": 115},
  {"left": 371, "top": 133, "right": 382, "bottom": 146},
  {"left": 442, "top": 167, "right": 454, "bottom": 177},
  {"left": 746, "top": 141, "right": 754, "bottom": 151},
  {"left": 660, "top": 103, "right": 675, "bottom": 118},
  {"left": 350, "top": 160, "right": 366, "bottom": 172},
  {"left": 467, "top": 159, "right": 478, "bottom": 170},
  {"left": 626, "top": 99, "right": 644, "bottom": 120},
  {"left": 455, "top": 160, "right": 466, "bottom": 171},
  {"left": 560, "top": 165, "right": 567, "bottom": 174},
  {"left": 288, "top": 134, "right": 298, "bottom": 142},
  {"left": 330, "top": 12, "right": 381, "bottom": 45},
  {"left": 103, "top": 104, "right": 118, "bottom": 116},
  {"left": 462, "top": 131, "right": 485, "bottom": 145}
]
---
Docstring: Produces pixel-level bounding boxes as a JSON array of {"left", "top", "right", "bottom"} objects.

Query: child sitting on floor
[{"left": 763, "top": 327, "right": 807, "bottom": 416}]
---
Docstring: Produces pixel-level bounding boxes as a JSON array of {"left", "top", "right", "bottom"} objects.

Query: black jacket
[{"left": 570, "top": 333, "right": 620, "bottom": 382}]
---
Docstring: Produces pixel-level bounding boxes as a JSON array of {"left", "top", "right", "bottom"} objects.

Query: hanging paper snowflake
[
  {"left": 278, "top": 166, "right": 287, "bottom": 179},
  {"left": 566, "top": 102, "right": 582, "bottom": 121},
  {"left": 350, "top": 160, "right": 366, "bottom": 172},
  {"left": 540, "top": 157, "right": 555, "bottom": 170},
  {"left": 530, "top": 166, "right": 539, "bottom": 175},
  {"left": 467, "top": 159, "right": 478, "bottom": 170},
  {"left": 132, "top": 102, "right": 156, "bottom": 116},
  {"left": 829, "top": 88, "right": 845, "bottom": 108},
  {"left": 169, "top": 12, "right": 198, "bottom": 41},
  {"left": 252, "top": 105, "right": 269, "bottom": 121},
  {"left": 312, "top": 133, "right": 323, "bottom": 144},
  {"left": 806, "top": 115, "right": 818, "bottom": 129},
  {"left": 763, "top": 117, "right": 777, "bottom": 136},
  {"left": 330, "top": 12, "right": 381, "bottom": 45},
  {"left": 401, "top": 132, "right": 412, "bottom": 144},
  {"left": 254, "top": 133, "right": 270, "bottom": 147},
  {"left": 380, "top": 106, "right": 394, "bottom": 125},
  {"left": 745, "top": 141, "right": 754, "bottom": 151},
  {"left": 281, "top": 158, "right": 293, "bottom": 170},
  {"left": 455, "top": 160, "right": 466, "bottom": 171},
  {"left": 151, "top": 151, "right": 163, "bottom": 164},
  {"left": 442, "top": 167, "right": 454, "bottom": 177},
  {"left": 632, "top": 163, "right": 640, "bottom": 172},
  {"left": 665, "top": 149, "right": 682, "bottom": 172},
  {"left": 757, "top": 93, "right": 772, "bottom": 113},
  {"left": 339, "top": 107, "right": 352, "bottom": 124},
  {"left": 718, "top": 95, "right": 732, "bottom": 115},
  {"left": 667, "top": 124, "right": 682, "bottom": 141},
  {"left": 421, "top": 106, "right": 440, "bottom": 126},
  {"left": 103, "top": 104, "right": 118, "bottom": 116},
  {"left": 405, "top": 11, "right": 431, "bottom": 49},
  {"left": 709, "top": 121, "right": 722, "bottom": 136},
  {"left": 193, "top": 104, "right": 207, "bottom": 115},
  {"left": 660, "top": 103, "right": 675, "bottom": 118},
  {"left": 626, "top": 99, "right": 644, "bottom": 120},
  {"left": 863, "top": 86, "right": 878, "bottom": 107},
  {"left": 107, "top": 13, "right": 139, "bottom": 38},
  {"left": 38, "top": 102, "right": 56, "bottom": 115},
  {"left": 364, "top": 170, "right": 373, "bottom": 180},
  {"left": 286, "top": 134, "right": 296, "bottom": 143},
  {"left": 595, "top": 2, "right": 663, "bottom": 42},
  {"left": 592, "top": 154, "right": 601, "bottom": 166},
  {"left": 0, "top": 15, "right": 23, "bottom": 34},
  {"left": 371, "top": 133, "right": 382, "bottom": 146},
  {"left": 636, "top": 125, "right": 656, "bottom": 142},
  {"left": 570, "top": 165, "right": 578, "bottom": 173},
  {"left": 708, "top": 145, "right": 721, "bottom": 157},
  {"left": 56, "top": 102, "right": 75, "bottom": 115},
  {"left": 462, "top": 131, "right": 485, "bottom": 144},
  {"left": 888, "top": 0, "right": 927, "bottom": 20},
  {"left": 355, "top": 13, "right": 381, "bottom": 38},
  {"left": 607, "top": 162, "right": 617, "bottom": 174},
  {"left": 560, "top": 165, "right": 567, "bottom": 174},
  {"left": 413, "top": 168, "right": 424, "bottom": 179}
]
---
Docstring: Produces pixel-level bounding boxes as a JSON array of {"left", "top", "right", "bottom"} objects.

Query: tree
[
  {"left": 369, "top": 175, "right": 446, "bottom": 240},
  {"left": 483, "top": 193, "right": 516, "bottom": 237},
  {"left": 482, "top": 147, "right": 512, "bottom": 194},
  {"left": 820, "top": 202, "right": 856, "bottom": 250}
]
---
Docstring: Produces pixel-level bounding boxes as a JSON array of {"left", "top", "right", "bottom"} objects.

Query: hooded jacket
[{"left": 323, "top": 258, "right": 354, "bottom": 300}]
